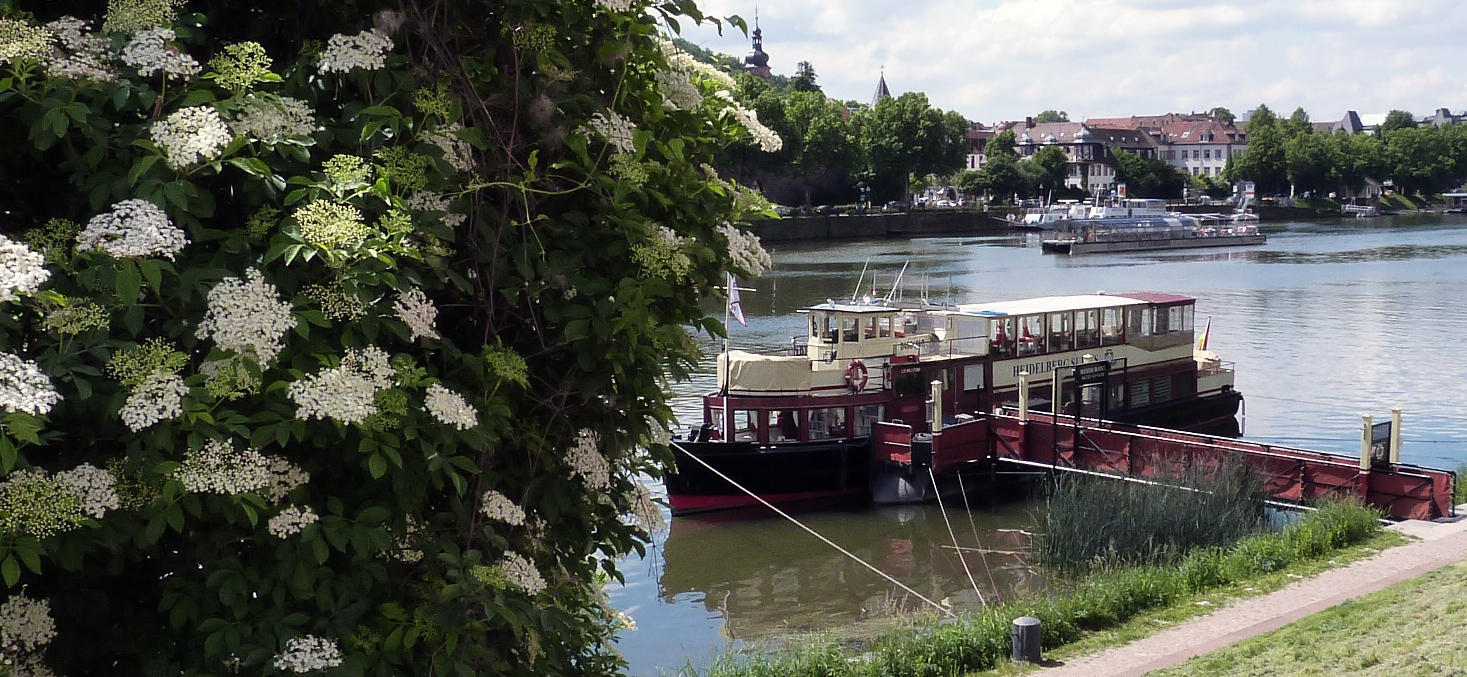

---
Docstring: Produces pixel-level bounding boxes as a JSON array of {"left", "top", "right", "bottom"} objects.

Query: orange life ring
[{"left": 844, "top": 359, "right": 869, "bottom": 392}]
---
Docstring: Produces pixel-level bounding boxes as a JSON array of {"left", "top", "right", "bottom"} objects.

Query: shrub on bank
[{"left": 700, "top": 501, "right": 1381, "bottom": 677}]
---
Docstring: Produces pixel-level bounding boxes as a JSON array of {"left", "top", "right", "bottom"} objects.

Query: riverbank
[
  {"left": 693, "top": 504, "right": 1388, "bottom": 677},
  {"left": 1048, "top": 513, "right": 1467, "bottom": 676}
]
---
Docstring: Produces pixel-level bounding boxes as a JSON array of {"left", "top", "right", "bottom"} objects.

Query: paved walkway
[{"left": 1035, "top": 512, "right": 1467, "bottom": 677}]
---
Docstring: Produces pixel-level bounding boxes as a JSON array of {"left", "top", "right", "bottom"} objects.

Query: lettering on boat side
[{"left": 1011, "top": 356, "right": 1088, "bottom": 378}]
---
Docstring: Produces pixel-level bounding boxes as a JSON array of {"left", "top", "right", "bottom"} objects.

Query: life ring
[{"left": 844, "top": 359, "right": 869, "bottom": 392}]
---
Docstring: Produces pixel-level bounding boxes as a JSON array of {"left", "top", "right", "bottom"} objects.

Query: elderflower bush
[{"left": 0, "top": 0, "right": 773, "bottom": 674}]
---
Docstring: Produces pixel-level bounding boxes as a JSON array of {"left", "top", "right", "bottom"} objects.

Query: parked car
[
  {"left": 813, "top": 205, "right": 836, "bottom": 215},
  {"left": 773, "top": 204, "right": 793, "bottom": 216},
  {"left": 883, "top": 201, "right": 908, "bottom": 212}
]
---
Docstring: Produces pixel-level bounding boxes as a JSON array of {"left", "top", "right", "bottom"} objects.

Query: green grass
[
  {"left": 695, "top": 503, "right": 1387, "bottom": 677},
  {"left": 1144, "top": 561, "right": 1467, "bottom": 676}
]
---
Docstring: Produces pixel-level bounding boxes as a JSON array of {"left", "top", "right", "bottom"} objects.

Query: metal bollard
[{"left": 1011, "top": 615, "right": 1041, "bottom": 663}]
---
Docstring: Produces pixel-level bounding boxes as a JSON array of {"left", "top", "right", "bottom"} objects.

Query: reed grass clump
[
  {"left": 1035, "top": 461, "right": 1268, "bottom": 575},
  {"left": 697, "top": 501, "right": 1382, "bottom": 677}
]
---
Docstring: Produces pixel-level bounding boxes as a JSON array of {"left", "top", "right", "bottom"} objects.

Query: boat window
[
  {"left": 1153, "top": 307, "right": 1170, "bottom": 334},
  {"left": 1152, "top": 375, "right": 1173, "bottom": 403},
  {"left": 1131, "top": 380, "right": 1151, "bottom": 408},
  {"left": 893, "top": 369, "right": 926, "bottom": 397},
  {"left": 864, "top": 317, "right": 878, "bottom": 340},
  {"left": 1173, "top": 373, "right": 1196, "bottom": 397},
  {"left": 819, "top": 313, "right": 837, "bottom": 343},
  {"left": 879, "top": 316, "right": 892, "bottom": 338},
  {"left": 927, "top": 369, "right": 952, "bottom": 392},
  {"left": 853, "top": 404, "right": 884, "bottom": 436},
  {"left": 810, "top": 314, "right": 819, "bottom": 341},
  {"left": 1101, "top": 308, "right": 1124, "bottom": 345},
  {"left": 1126, "top": 307, "right": 1143, "bottom": 338},
  {"left": 732, "top": 410, "right": 758, "bottom": 442},
  {"left": 989, "top": 317, "right": 1016, "bottom": 357},
  {"left": 1109, "top": 383, "right": 1126, "bottom": 411},
  {"left": 809, "top": 407, "right": 848, "bottom": 440},
  {"left": 709, "top": 408, "right": 725, "bottom": 438},
  {"left": 1075, "top": 310, "right": 1100, "bottom": 348},
  {"left": 1139, "top": 308, "right": 1154, "bottom": 336},
  {"left": 1020, "top": 315, "right": 1044, "bottom": 355},
  {"left": 768, "top": 409, "right": 801, "bottom": 442},
  {"left": 1048, "top": 312, "right": 1072, "bottom": 352},
  {"left": 963, "top": 363, "right": 985, "bottom": 391},
  {"left": 1167, "top": 306, "right": 1186, "bottom": 335},
  {"left": 842, "top": 317, "right": 859, "bottom": 343}
]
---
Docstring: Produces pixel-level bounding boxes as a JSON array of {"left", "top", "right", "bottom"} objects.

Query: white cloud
[{"left": 671, "top": 0, "right": 1467, "bottom": 123}]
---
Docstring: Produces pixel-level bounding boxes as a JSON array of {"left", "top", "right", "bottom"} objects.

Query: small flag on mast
[
  {"left": 1196, "top": 317, "right": 1211, "bottom": 351},
  {"left": 728, "top": 274, "right": 747, "bottom": 327}
]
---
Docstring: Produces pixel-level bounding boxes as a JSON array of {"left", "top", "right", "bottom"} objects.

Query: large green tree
[
  {"left": 1113, "top": 151, "right": 1188, "bottom": 198},
  {"left": 1034, "top": 110, "right": 1068, "bottom": 123},
  {"left": 1225, "top": 104, "right": 1288, "bottom": 194},
  {"left": 1285, "top": 132, "right": 1334, "bottom": 195},
  {"left": 853, "top": 93, "right": 970, "bottom": 201},
  {"left": 1024, "top": 145, "right": 1070, "bottom": 196},
  {"left": 0, "top": 1, "right": 778, "bottom": 675}
]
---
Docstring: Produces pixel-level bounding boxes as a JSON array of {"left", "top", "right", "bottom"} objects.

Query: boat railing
[
  {"left": 909, "top": 335, "right": 990, "bottom": 358},
  {"left": 1198, "top": 359, "right": 1235, "bottom": 377}
]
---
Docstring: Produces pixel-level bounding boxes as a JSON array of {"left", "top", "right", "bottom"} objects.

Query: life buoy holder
[{"left": 844, "top": 359, "right": 869, "bottom": 392}]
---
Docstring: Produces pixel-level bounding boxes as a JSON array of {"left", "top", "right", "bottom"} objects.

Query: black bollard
[{"left": 1011, "top": 615, "right": 1041, "bottom": 664}]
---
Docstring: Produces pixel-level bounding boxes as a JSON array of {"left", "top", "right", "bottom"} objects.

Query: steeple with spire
[
  {"left": 743, "top": 8, "right": 772, "bottom": 81},
  {"left": 871, "top": 69, "right": 891, "bottom": 109}
]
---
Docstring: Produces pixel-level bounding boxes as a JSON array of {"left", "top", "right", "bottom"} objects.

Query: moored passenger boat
[
  {"left": 667, "top": 290, "right": 1243, "bottom": 515},
  {"left": 1041, "top": 215, "right": 1265, "bottom": 254}
]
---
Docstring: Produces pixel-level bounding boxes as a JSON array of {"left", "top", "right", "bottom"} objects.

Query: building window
[
  {"left": 1204, "top": 149, "right": 1211, "bottom": 159},
  {"left": 1167, "top": 150, "right": 1176, "bottom": 160}
]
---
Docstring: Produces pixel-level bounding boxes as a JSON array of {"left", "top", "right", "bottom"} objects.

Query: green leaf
[
  {"left": 1, "top": 556, "right": 18, "bottom": 588},
  {"left": 117, "top": 263, "right": 142, "bottom": 304},
  {"left": 367, "top": 453, "right": 387, "bottom": 479},
  {"left": 15, "top": 545, "right": 41, "bottom": 574},
  {"left": 138, "top": 259, "right": 163, "bottom": 293}
]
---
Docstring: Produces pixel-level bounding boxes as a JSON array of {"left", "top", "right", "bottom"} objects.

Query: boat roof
[
  {"left": 804, "top": 300, "right": 902, "bottom": 314},
  {"left": 954, "top": 292, "right": 1193, "bottom": 317}
]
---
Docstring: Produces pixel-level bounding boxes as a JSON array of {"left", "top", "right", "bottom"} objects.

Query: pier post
[
  {"left": 1012, "top": 616, "right": 1041, "bottom": 663},
  {"left": 1018, "top": 371, "right": 1030, "bottom": 422},
  {"left": 1390, "top": 408, "right": 1403, "bottom": 464},
  {"left": 930, "top": 380, "right": 944, "bottom": 434},
  {"left": 1358, "top": 414, "right": 1373, "bottom": 500}
]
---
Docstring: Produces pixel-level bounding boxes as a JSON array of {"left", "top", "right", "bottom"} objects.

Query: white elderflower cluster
[
  {"left": 294, "top": 200, "right": 369, "bottom": 248},
  {"left": 421, "top": 124, "right": 474, "bottom": 174},
  {"left": 103, "top": 0, "right": 186, "bottom": 33},
  {"left": 565, "top": 428, "right": 610, "bottom": 490},
  {"left": 0, "top": 19, "right": 53, "bottom": 66},
  {"left": 55, "top": 463, "right": 120, "bottom": 519},
  {"left": 595, "top": 0, "right": 636, "bottom": 11},
  {"left": 0, "top": 234, "right": 50, "bottom": 303},
  {"left": 625, "top": 481, "right": 666, "bottom": 533},
  {"left": 393, "top": 288, "right": 439, "bottom": 342},
  {"left": 317, "top": 29, "right": 393, "bottom": 74},
  {"left": 656, "top": 70, "right": 702, "bottom": 111},
  {"left": 264, "top": 457, "right": 310, "bottom": 503},
  {"left": 151, "top": 105, "right": 234, "bottom": 169},
  {"left": 44, "top": 17, "right": 115, "bottom": 82},
  {"left": 0, "top": 594, "right": 56, "bottom": 657},
  {"left": 287, "top": 347, "right": 394, "bottom": 424},
  {"left": 0, "top": 353, "right": 61, "bottom": 416},
  {"left": 230, "top": 94, "right": 317, "bottom": 143},
  {"left": 424, "top": 383, "right": 478, "bottom": 430},
  {"left": 631, "top": 224, "right": 692, "bottom": 280},
  {"left": 173, "top": 439, "right": 272, "bottom": 495},
  {"left": 655, "top": 37, "right": 737, "bottom": 91},
  {"left": 120, "top": 27, "right": 199, "bottom": 80},
  {"left": 272, "top": 635, "right": 344, "bottom": 674},
  {"left": 196, "top": 268, "right": 295, "bottom": 364},
  {"left": 76, "top": 199, "right": 189, "bottom": 260},
  {"left": 718, "top": 97, "right": 783, "bottom": 153},
  {"left": 717, "top": 221, "right": 773, "bottom": 276},
  {"left": 267, "top": 505, "right": 319, "bottom": 538},
  {"left": 119, "top": 372, "right": 188, "bottom": 431},
  {"left": 499, "top": 551, "right": 547, "bottom": 595},
  {"left": 406, "top": 191, "right": 466, "bottom": 227},
  {"left": 392, "top": 515, "right": 423, "bottom": 563},
  {"left": 586, "top": 111, "right": 636, "bottom": 155},
  {"left": 480, "top": 489, "right": 525, "bottom": 525}
]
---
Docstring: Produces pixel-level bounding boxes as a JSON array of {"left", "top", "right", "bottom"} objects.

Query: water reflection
[{"left": 657, "top": 504, "right": 1043, "bottom": 642}]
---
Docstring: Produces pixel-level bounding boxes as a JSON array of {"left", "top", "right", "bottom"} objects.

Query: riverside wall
[{"left": 746, "top": 210, "right": 1013, "bottom": 243}]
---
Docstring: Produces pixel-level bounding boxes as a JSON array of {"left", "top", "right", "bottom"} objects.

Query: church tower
[
  {"left": 871, "top": 70, "right": 891, "bottom": 109},
  {"left": 743, "top": 11, "right": 772, "bottom": 81}
]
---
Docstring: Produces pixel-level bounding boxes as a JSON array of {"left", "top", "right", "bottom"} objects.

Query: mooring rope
[
  {"left": 671, "top": 442, "right": 956, "bottom": 618},
  {"left": 929, "top": 466, "right": 985, "bottom": 607},
  {"left": 956, "top": 470, "right": 1001, "bottom": 600}
]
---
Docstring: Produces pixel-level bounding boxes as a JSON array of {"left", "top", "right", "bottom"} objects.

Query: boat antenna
[
  {"left": 882, "top": 261, "right": 910, "bottom": 304},
  {"left": 851, "top": 257, "right": 871, "bottom": 302}
]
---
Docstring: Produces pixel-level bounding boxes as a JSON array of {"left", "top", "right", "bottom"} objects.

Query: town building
[
  {"left": 964, "top": 121, "right": 995, "bottom": 171},
  {"left": 993, "top": 119, "right": 1163, "bottom": 193},
  {"left": 742, "top": 18, "right": 772, "bottom": 81},
  {"left": 1153, "top": 118, "right": 1246, "bottom": 179}
]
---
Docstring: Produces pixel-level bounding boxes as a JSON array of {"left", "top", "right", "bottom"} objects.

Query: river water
[{"left": 610, "top": 213, "right": 1467, "bottom": 675}]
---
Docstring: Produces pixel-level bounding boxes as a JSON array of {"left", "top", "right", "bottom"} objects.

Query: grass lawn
[{"left": 1144, "top": 561, "right": 1467, "bottom": 677}]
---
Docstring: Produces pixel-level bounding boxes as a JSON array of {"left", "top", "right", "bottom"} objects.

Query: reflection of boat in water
[
  {"left": 1041, "top": 216, "right": 1266, "bottom": 254},
  {"left": 668, "top": 283, "right": 1243, "bottom": 515},
  {"left": 657, "top": 504, "right": 1044, "bottom": 640}
]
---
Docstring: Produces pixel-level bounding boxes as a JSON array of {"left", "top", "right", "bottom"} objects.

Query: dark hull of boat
[
  {"left": 1042, "top": 234, "right": 1266, "bottom": 254},
  {"left": 1115, "top": 389, "right": 1245, "bottom": 435},
  {"left": 666, "top": 440, "right": 871, "bottom": 515}
]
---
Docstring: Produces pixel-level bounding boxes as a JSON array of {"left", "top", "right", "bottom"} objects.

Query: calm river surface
[{"left": 611, "top": 213, "right": 1467, "bottom": 675}]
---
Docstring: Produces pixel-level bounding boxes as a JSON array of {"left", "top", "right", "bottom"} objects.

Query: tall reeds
[{"left": 1034, "top": 460, "right": 1267, "bottom": 575}]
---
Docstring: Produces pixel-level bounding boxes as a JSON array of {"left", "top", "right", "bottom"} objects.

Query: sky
[{"left": 671, "top": 0, "right": 1467, "bottom": 125}]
